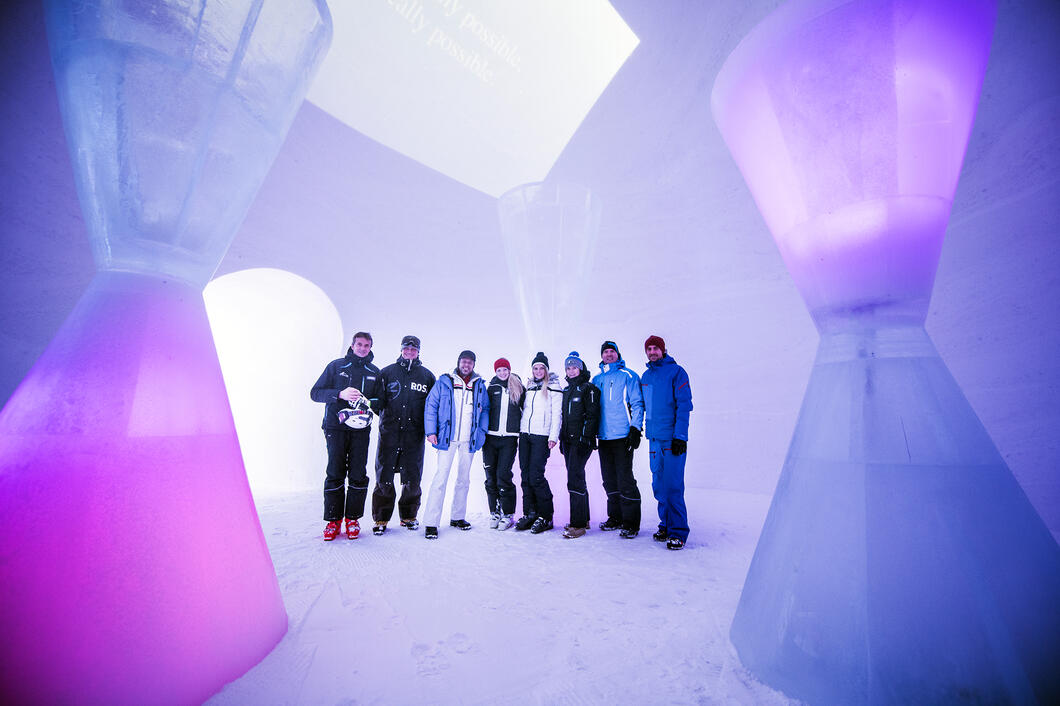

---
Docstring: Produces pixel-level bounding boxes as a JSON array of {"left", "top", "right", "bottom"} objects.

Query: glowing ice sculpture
[
  {"left": 0, "top": 1, "right": 330, "bottom": 703},
  {"left": 711, "top": 0, "right": 1060, "bottom": 703},
  {"left": 497, "top": 182, "right": 601, "bottom": 354}
]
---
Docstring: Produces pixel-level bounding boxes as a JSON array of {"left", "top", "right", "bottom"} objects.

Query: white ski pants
[{"left": 424, "top": 444, "right": 475, "bottom": 527}]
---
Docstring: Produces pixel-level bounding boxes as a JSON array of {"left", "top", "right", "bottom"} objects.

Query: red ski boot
[
  {"left": 323, "top": 520, "right": 341, "bottom": 541},
  {"left": 345, "top": 518, "right": 360, "bottom": 540}
]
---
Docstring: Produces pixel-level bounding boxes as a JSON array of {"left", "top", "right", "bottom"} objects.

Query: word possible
[{"left": 385, "top": 0, "right": 522, "bottom": 84}]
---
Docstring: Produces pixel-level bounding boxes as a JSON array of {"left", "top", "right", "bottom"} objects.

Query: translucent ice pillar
[
  {"left": 497, "top": 182, "right": 601, "bottom": 354},
  {"left": 0, "top": 1, "right": 330, "bottom": 703},
  {"left": 711, "top": 1, "right": 1060, "bottom": 703}
]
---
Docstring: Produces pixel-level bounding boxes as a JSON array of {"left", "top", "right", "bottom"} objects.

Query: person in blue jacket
[
  {"left": 591, "top": 341, "right": 645, "bottom": 538},
  {"left": 423, "top": 350, "right": 490, "bottom": 539},
  {"left": 641, "top": 335, "right": 693, "bottom": 550}
]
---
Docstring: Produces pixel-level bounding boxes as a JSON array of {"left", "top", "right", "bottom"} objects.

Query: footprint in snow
[{"left": 411, "top": 641, "right": 450, "bottom": 675}]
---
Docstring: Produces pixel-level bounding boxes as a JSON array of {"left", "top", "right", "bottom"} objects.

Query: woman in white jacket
[{"left": 515, "top": 352, "right": 563, "bottom": 533}]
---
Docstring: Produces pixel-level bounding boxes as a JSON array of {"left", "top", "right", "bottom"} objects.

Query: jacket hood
[
  {"left": 599, "top": 358, "right": 627, "bottom": 373},
  {"left": 566, "top": 369, "right": 591, "bottom": 385},
  {"left": 528, "top": 371, "right": 562, "bottom": 390},
  {"left": 396, "top": 355, "right": 422, "bottom": 370},
  {"left": 450, "top": 369, "right": 482, "bottom": 384},
  {"left": 346, "top": 348, "right": 374, "bottom": 365},
  {"left": 647, "top": 354, "right": 676, "bottom": 369}
]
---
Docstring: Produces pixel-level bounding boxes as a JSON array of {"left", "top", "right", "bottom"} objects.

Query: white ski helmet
[{"left": 337, "top": 396, "right": 373, "bottom": 429}]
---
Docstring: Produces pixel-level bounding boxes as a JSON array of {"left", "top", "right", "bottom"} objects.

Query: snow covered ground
[{"left": 209, "top": 451, "right": 797, "bottom": 705}]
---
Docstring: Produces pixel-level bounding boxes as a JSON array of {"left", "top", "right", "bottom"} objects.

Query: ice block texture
[
  {"left": 497, "top": 182, "right": 601, "bottom": 354},
  {"left": 711, "top": 0, "right": 1060, "bottom": 703},
  {"left": 730, "top": 329, "right": 1060, "bottom": 703},
  {"left": 0, "top": 272, "right": 287, "bottom": 704},
  {"left": 0, "top": 1, "right": 331, "bottom": 702},
  {"left": 45, "top": 0, "right": 332, "bottom": 286},
  {"left": 711, "top": 0, "right": 995, "bottom": 328}
]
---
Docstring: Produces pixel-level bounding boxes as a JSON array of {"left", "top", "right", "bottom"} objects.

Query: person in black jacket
[
  {"left": 560, "top": 352, "right": 600, "bottom": 539},
  {"left": 370, "top": 335, "right": 436, "bottom": 534},
  {"left": 482, "top": 357, "right": 524, "bottom": 530},
  {"left": 310, "top": 332, "right": 382, "bottom": 541}
]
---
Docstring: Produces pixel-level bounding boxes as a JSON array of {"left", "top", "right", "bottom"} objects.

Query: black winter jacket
[
  {"left": 310, "top": 349, "right": 382, "bottom": 430},
  {"left": 376, "top": 356, "right": 436, "bottom": 440},
  {"left": 487, "top": 376, "right": 523, "bottom": 435},
  {"left": 561, "top": 370, "right": 600, "bottom": 449}
]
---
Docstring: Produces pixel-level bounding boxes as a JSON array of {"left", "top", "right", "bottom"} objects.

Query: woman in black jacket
[
  {"left": 483, "top": 357, "right": 524, "bottom": 530},
  {"left": 560, "top": 352, "right": 600, "bottom": 539}
]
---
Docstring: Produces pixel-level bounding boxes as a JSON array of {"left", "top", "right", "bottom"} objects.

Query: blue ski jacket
[
  {"left": 424, "top": 371, "right": 490, "bottom": 453},
  {"left": 591, "top": 358, "right": 645, "bottom": 441},
  {"left": 641, "top": 354, "right": 692, "bottom": 441}
]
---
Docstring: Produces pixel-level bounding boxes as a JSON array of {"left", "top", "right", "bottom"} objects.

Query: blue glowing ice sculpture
[
  {"left": 711, "top": 0, "right": 1060, "bottom": 703},
  {"left": 0, "top": 1, "right": 330, "bottom": 703}
]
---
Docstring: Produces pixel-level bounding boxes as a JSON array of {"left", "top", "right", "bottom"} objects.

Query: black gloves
[
  {"left": 627, "top": 427, "right": 642, "bottom": 451},
  {"left": 671, "top": 438, "right": 687, "bottom": 456}
]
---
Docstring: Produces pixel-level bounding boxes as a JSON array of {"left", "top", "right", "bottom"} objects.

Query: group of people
[{"left": 310, "top": 333, "right": 693, "bottom": 550}]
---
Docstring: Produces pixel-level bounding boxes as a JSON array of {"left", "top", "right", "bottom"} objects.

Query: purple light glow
[
  {"left": 0, "top": 272, "right": 285, "bottom": 704},
  {"left": 712, "top": 0, "right": 1060, "bottom": 702},
  {"left": 711, "top": 0, "right": 996, "bottom": 327},
  {"left": 0, "top": 1, "right": 331, "bottom": 701}
]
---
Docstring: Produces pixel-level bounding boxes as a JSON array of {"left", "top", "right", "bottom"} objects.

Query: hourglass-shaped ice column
[
  {"left": 497, "top": 182, "right": 602, "bottom": 355},
  {"left": 711, "top": 0, "right": 1060, "bottom": 703},
  {"left": 0, "top": 1, "right": 331, "bottom": 703}
]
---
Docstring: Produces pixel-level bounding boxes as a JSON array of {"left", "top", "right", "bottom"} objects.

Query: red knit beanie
[
  {"left": 494, "top": 357, "right": 512, "bottom": 371},
  {"left": 644, "top": 335, "right": 666, "bottom": 353}
]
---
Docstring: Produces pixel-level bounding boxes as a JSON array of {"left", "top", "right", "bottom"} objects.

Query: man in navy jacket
[
  {"left": 371, "top": 335, "right": 436, "bottom": 534},
  {"left": 310, "top": 331, "right": 381, "bottom": 541},
  {"left": 641, "top": 335, "right": 693, "bottom": 550}
]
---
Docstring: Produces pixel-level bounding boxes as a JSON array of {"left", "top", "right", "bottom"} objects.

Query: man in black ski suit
[
  {"left": 371, "top": 334, "right": 436, "bottom": 534},
  {"left": 310, "top": 331, "right": 382, "bottom": 541}
]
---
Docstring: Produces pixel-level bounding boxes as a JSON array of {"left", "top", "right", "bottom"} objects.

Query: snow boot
[
  {"left": 425, "top": 526, "right": 439, "bottom": 540},
  {"left": 515, "top": 514, "right": 537, "bottom": 531},
  {"left": 666, "top": 537, "right": 685, "bottom": 551},
  {"left": 599, "top": 518, "right": 622, "bottom": 531},
  {"left": 652, "top": 527, "right": 669, "bottom": 542},
  {"left": 450, "top": 519, "right": 472, "bottom": 531},
  {"left": 489, "top": 512, "right": 501, "bottom": 529},
  {"left": 563, "top": 526, "right": 586, "bottom": 539},
  {"left": 530, "top": 517, "right": 554, "bottom": 534},
  {"left": 372, "top": 522, "right": 387, "bottom": 536},
  {"left": 345, "top": 518, "right": 361, "bottom": 540},
  {"left": 400, "top": 518, "right": 420, "bottom": 530},
  {"left": 323, "top": 520, "right": 341, "bottom": 541},
  {"left": 497, "top": 514, "right": 515, "bottom": 531},
  {"left": 620, "top": 527, "right": 639, "bottom": 539}
]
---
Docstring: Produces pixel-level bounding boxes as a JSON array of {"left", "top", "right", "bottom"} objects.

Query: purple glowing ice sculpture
[
  {"left": 711, "top": 0, "right": 1060, "bottom": 703},
  {"left": 0, "top": 1, "right": 330, "bottom": 703}
]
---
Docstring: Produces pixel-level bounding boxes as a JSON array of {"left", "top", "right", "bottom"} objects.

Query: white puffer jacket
[{"left": 520, "top": 373, "right": 563, "bottom": 442}]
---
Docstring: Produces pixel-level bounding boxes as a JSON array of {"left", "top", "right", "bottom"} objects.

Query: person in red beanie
[
  {"left": 482, "top": 357, "right": 524, "bottom": 530},
  {"left": 641, "top": 335, "right": 693, "bottom": 550}
]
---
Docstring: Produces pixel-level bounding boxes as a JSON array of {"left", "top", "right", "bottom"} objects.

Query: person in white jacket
[{"left": 515, "top": 352, "right": 563, "bottom": 534}]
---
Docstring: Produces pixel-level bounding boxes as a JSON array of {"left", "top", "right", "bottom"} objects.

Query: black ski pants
[
  {"left": 562, "top": 442, "right": 592, "bottom": 528},
  {"left": 518, "top": 433, "right": 553, "bottom": 520},
  {"left": 371, "top": 433, "right": 424, "bottom": 523},
  {"left": 598, "top": 438, "right": 641, "bottom": 530},
  {"left": 482, "top": 435, "right": 518, "bottom": 515},
  {"left": 323, "top": 427, "right": 370, "bottom": 521}
]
